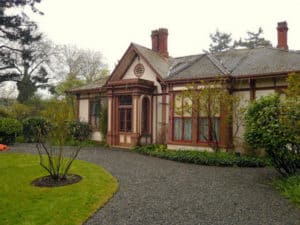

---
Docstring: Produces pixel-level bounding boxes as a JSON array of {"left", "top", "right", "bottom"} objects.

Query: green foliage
[
  {"left": 273, "top": 175, "right": 300, "bottom": 208},
  {"left": 285, "top": 72, "right": 300, "bottom": 97},
  {"left": 178, "top": 78, "right": 240, "bottom": 152},
  {"left": 17, "top": 76, "right": 38, "bottom": 103},
  {"left": 244, "top": 93, "right": 299, "bottom": 176},
  {"left": 100, "top": 101, "right": 108, "bottom": 141},
  {"left": 41, "top": 99, "right": 76, "bottom": 146},
  {"left": 55, "top": 73, "right": 85, "bottom": 97},
  {"left": 0, "top": 107, "right": 10, "bottom": 118},
  {"left": 133, "top": 145, "right": 269, "bottom": 167},
  {"left": 67, "top": 121, "right": 92, "bottom": 142},
  {"left": 22, "top": 117, "right": 52, "bottom": 143},
  {"left": 0, "top": 118, "right": 22, "bottom": 144},
  {"left": 8, "top": 103, "right": 34, "bottom": 120},
  {"left": 37, "top": 99, "right": 81, "bottom": 180},
  {"left": 233, "top": 27, "right": 272, "bottom": 49},
  {"left": 208, "top": 29, "right": 232, "bottom": 53}
]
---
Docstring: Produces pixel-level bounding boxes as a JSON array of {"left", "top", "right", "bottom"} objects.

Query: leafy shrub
[
  {"left": 273, "top": 175, "right": 300, "bottom": 207},
  {"left": 0, "top": 118, "right": 22, "bottom": 144},
  {"left": 0, "top": 108, "right": 10, "bottom": 118},
  {"left": 132, "top": 144, "right": 269, "bottom": 167},
  {"left": 67, "top": 121, "right": 92, "bottom": 142},
  {"left": 8, "top": 103, "right": 34, "bottom": 120},
  {"left": 22, "top": 117, "right": 52, "bottom": 143},
  {"left": 244, "top": 94, "right": 299, "bottom": 176}
]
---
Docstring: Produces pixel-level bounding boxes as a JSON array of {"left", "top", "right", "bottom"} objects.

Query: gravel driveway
[{"left": 9, "top": 144, "right": 300, "bottom": 225}]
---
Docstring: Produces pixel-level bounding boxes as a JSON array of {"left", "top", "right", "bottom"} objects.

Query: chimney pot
[{"left": 277, "top": 21, "right": 288, "bottom": 50}]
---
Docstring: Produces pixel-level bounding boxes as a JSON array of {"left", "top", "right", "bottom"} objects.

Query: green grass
[
  {"left": 273, "top": 175, "right": 300, "bottom": 208},
  {"left": 0, "top": 153, "right": 118, "bottom": 225}
]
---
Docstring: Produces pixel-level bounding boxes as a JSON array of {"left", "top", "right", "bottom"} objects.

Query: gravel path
[{"left": 9, "top": 144, "right": 300, "bottom": 225}]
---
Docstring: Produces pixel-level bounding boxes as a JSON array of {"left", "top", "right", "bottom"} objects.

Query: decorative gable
[{"left": 123, "top": 57, "right": 159, "bottom": 85}]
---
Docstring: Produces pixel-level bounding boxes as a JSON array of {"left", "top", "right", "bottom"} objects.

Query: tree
[
  {"left": 56, "top": 45, "right": 108, "bottom": 83},
  {"left": 36, "top": 99, "right": 91, "bottom": 181},
  {"left": 208, "top": 30, "right": 232, "bottom": 53},
  {"left": 15, "top": 35, "right": 56, "bottom": 102},
  {"left": 244, "top": 73, "right": 300, "bottom": 176},
  {"left": 234, "top": 27, "right": 272, "bottom": 49},
  {"left": 0, "top": 0, "right": 51, "bottom": 103},
  {"left": 0, "top": 0, "right": 43, "bottom": 81},
  {"left": 176, "top": 78, "right": 240, "bottom": 152}
]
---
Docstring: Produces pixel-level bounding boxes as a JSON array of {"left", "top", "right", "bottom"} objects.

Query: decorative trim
[{"left": 134, "top": 63, "right": 145, "bottom": 77}]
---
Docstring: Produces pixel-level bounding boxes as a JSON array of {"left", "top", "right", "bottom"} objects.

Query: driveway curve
[{"left": 10, "top": 144, "right": 300, "bottom": 225}]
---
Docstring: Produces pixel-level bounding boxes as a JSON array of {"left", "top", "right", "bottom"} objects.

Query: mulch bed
[{"left": 32, "top": 174, "right": 82, "bottom": 187}]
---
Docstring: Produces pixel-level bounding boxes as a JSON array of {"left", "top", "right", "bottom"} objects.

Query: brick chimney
[
  {"left": 277, "top": 21, "right": 288, "bottom": 50},
  {"left": 151, "top": 28, "right": 169, "bottom": 58}
]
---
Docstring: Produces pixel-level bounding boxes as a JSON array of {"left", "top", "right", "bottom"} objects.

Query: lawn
[
  {"left": 0, "top": 153, "right": 118, "bottom": 225},
  {"left": 273, "top": 175, "right": 300, "bottom": 208}
]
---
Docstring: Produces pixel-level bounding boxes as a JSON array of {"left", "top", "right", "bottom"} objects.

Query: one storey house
[{"left": 68, "top": 21, "right": 300, "bottom": 151}]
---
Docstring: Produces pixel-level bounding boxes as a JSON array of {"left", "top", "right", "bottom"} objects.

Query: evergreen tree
[
  {"left": 233, "top": 27, "right": 272, "bottom": 49},
  {"left": 208, "top": 30, "right": 232, "bottom": 53},
  {"left": 0, "top": 0, "right": 50, "bottom": 103}
]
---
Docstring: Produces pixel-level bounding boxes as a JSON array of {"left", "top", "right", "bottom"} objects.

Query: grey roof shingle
[
  {"left": 133, "top": 43, "right": 171, "bottom": 79},
  {"left": 167, "top": 47, "right": 300, "bottom": 80},
  {"left": 69, "top": 45, "right": 300, "bottom": 92}
]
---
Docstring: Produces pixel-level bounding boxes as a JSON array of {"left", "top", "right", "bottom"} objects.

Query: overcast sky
[{"left": 31, "top": 0, "right": 300, "bottom": 70}]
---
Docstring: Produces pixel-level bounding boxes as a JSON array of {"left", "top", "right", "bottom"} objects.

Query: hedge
[{"left": 132, "top": 144, "right": 269, "bottom": 167}]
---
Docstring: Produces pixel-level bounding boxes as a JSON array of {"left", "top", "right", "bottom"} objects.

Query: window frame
[
  {"left": 118, "top": 96, "right": 132, "bottom": 133},
  {"left": 172, "top": 94, "right": 192, "bottom": 142},
  {"left": 89, "top": 99, "right": 101, "bottom": 130},
  {"left": 198, "top": 117, "right": 220, "bottom": 143}
]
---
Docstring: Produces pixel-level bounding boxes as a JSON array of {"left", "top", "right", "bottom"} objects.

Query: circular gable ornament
[{"left": 134, "top": 63, "right": 145, "bottom": 77}]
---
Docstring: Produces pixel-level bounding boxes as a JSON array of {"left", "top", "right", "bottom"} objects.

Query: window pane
[
  {"left": 173, "top": 118, "right": 182, "bottom": 140},
  {"left": 119, "top": 109, "right": 125, "bottom": 131},
  {"left": 126, "top": 109, "right": 132, "bottom": 132},
  {"left": 183, "top": 97, "right": 192, "bottom": 116},
  {"left": 212, "top": 118, "right": 220, "bottom": 142},
  {"left": 184, "top": 118, "right": 192, "bottom": 141},
  {"left": 90, "top": 100, "right": 101, "bottom": 128},
  {"left": 174, "top": 95, "right": 182, "bottom": 116},
  {"left": 142, "top": 98, "right": 149, "bottom": 133},
  {"left": 119, "top": 96, "right": 132, "bottom": 105},
  {"left": 199, "top": 118, "right": 209, "bottom": 142}
]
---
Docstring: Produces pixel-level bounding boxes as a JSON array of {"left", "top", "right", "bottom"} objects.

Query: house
[{"left": 68, "top": 21, "right": 300, "bottom": 152}]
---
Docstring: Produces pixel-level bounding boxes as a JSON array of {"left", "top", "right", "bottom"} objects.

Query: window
[
  {"left": 89, "top": 100, "right": 101, "bottom": 129},
  {"left": 198, "top": 117, "right": 220, "bottom": 142},
  {"left": 171, "top": 92, "right": 222, "bottom": 144},
  {"left": 198, "top": 102, "right": 220, "bottom": 143},
  {"left": 119, "top": 96, "right": 132, "bottom": 132},
  {"left": 173, "top": 94, "right": 192, "bottom": 141}
]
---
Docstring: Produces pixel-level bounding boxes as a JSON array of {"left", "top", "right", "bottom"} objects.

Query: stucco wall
[
  {"left": 255, "top": 89, "right": 275, "bottom": 99},
  {"left": 123, "top": 57, "right": 162, "bottom": 92},
  {"left": 79, "top": 99, "right": 89, "bottom": 122},
  {"left": 91, "top": 131, "right": 102, "bottom": 141},
  {"left": 167, "top": 144, "right": 214, "bottom": 152},
  {"left": 232, "top": 91, "right": 251, "bottom": 152}
]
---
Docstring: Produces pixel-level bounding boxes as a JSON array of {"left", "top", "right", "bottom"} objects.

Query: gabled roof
[
  {"left": 107, "top": 43, "right": 170, "bottom": 84},
  {"left": 168, "top": 47, "right": 300, "bottom": 80},
  {"left": 133, "top": 43, "right": 171, "bottom": 79},
  {"left": 69, "top": 44, "right": 300, "bottom": 93}
]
